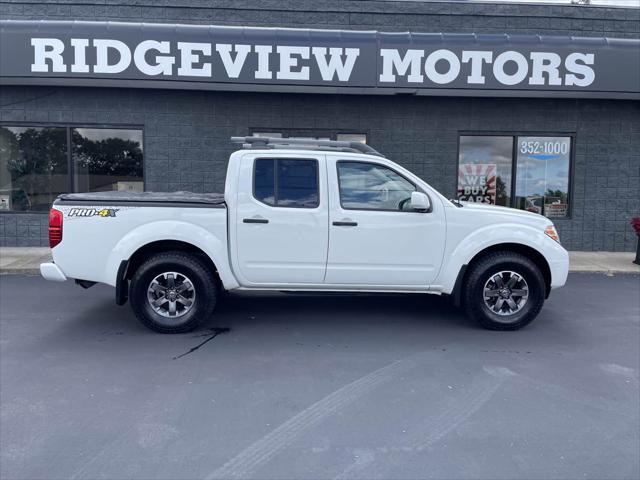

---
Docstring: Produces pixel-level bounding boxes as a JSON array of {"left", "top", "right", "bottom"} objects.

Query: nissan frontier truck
[{"left": 40, "top": 136, "right": 569, "bottom": 333}]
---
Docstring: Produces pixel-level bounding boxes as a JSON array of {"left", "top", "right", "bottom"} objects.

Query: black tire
[
  {"left": 462, "top": 251, "right": 545, "bottom": 331},
  {"left": 129, "top": 251, "right": 218, "bottom": 333}
]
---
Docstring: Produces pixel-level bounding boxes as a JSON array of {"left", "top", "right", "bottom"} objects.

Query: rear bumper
[{"left": 40, "top": 262, "right": 67, "bottom": 282}]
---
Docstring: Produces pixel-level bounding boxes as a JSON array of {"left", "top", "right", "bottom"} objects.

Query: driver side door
[{"left": 325, "top": 158, "right": 446, "bottom": 288}]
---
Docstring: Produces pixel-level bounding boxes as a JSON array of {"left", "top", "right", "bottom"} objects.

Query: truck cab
[{"left": 226, "top": 147, "right": 446, "bottom": 289}]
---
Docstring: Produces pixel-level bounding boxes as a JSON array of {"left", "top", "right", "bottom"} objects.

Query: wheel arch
[
  {"left": 116, "top": 240, "right": 221, "bottom": 306},
  {"left": 450, "top": 242, "right": 552, "bottom": 307}
]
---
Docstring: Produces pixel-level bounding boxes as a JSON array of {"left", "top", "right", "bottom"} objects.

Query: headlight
[{"left": 545, "top": 225, "right": 560, "bottom": 243}]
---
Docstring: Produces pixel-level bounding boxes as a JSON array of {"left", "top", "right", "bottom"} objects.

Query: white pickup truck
[{"left": 41, "top": 136, "right": 568, "bottom": 333}]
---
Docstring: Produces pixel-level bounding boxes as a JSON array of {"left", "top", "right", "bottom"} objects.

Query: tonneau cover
[{"left": 56, "top": 191, "right": 225, "bottom": 206}]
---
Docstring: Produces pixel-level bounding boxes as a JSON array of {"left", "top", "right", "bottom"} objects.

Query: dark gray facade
[{"left": 1, "top": 0, "right": 639, "bottom": 251}]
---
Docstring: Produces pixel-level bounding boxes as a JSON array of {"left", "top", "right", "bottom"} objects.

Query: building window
[
  {"left": 457, "top": 134, "right": 572, "bottom": 218},
  {"left": 253, "top": 132, "right": 283, "bottom": 138},
  {"left": 515, "top": 137, "right": 571, "bottom": 218},
  {"left": 251, "top": 129, "right": 367, "bottom": 144},
  {"left": 0, "top": 126, "right": 68, "bottom": 212},
  {"left": 0, "top": 125, "right": 143, "bottom": 212},
  {"left": 72, "top": 128, "right": 143, "bottom": 193},
  {"left": 337, "top": 161, "right": 416, "bottom": 211},
  {"left": 458, "top": 136, "right": 513, "bottom": 207},
  {"left": 253, "top": 158, "right": 319, "bottom": 208},
  {"left": 337, "top": 133, "right": 367, "bottom": 144}
]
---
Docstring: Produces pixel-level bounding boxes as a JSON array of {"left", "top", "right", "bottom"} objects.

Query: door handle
[
  {"left": 243, "top": 218, "right": 269, "bottom": 224},
  {"left": 332, "top": 221, "right": 358, "bottom": 227}
]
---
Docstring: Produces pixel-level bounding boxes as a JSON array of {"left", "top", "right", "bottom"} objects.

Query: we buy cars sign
[{"left": 457, "top": 164, "right": 497, "bottom": 204}]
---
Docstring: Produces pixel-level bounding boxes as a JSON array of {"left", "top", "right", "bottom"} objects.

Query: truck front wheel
[
  {"left": 462, "top": 251, "right": 545, "bottom": 331},
  {"left": 129, "top": 252, "right": 218, "bottom": 333}
]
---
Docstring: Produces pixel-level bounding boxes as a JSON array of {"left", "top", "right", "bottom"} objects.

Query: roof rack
[{"left": 230, "top": 136, "right": 385, "bottom": 157}]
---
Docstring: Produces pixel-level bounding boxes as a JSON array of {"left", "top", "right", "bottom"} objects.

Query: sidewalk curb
[
  {"left": 568, "top": 270, "right": 639, "bottom": 276},
  {"left": 1, "top": 268, "right": 42, "bottom": 276}
]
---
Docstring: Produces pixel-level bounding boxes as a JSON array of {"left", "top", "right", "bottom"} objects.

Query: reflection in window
[
  {"left": 253, "top": 158, "right": 319, "bottom": 208},
  {"left": 457, "top": 136, "right": 513, "bottom": 206},
  {"left": 254, "top": 158, "right": 276, "bottom": 206},
  {"left": 338, "top": 161, "right": 415, "bottom": 211},
  {"left": 0, "top": 126, "right": 68, "bottom": 212},
  {"left": 277, "top": 159, "right": 318, "bottom": 207},
  {"left": 457, "top": 134, "right": 572, "bottom": 218},
  {"left": 515, "top": 137, "right": 571, "bottom": 218},
  {"left": 72, "top": 128, "right": 143, "bottom": 193},
  {"left": 337, "top": 133, "right": 367, "bottom": 144},
  {"left": 253, "top": 132, "right": 283, "bottom": 138}
]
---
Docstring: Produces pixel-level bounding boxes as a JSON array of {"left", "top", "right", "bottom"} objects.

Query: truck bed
[
  {"left": 49, "top": 190, "right": 230, "bottom": 287},
  {"left": 55, "top": 191, "right": 226, "bottom": 207}
]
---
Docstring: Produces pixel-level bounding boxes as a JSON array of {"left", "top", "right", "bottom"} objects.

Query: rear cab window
[{"left": 253, "top": 158, "right": 319, "bottom": 208}]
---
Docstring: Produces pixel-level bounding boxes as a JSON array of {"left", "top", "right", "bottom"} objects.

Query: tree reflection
[
  {"left": 72, "top": 130, "right": 142, "bottom": 178},
  {"left": 0, "top": 126, "right": 144, "bottom": 211},
  {"left": 0, "top": 127, "right": 67, "bottom": 211}
]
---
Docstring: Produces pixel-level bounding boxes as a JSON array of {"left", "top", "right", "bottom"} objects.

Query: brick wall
[
  {"left": 1, "top": 0, "right": 638, "bottom": 38},
  {"left": 2, "top": 86, "right": 638, "bottom": 250},
  {"left": 1, "top": 1, "right": 639, "bottom": 250}
]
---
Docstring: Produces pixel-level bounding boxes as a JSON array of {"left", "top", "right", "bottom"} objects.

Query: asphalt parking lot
[{"left": 1, "top": 273, "right": 639, "bottom": 480}]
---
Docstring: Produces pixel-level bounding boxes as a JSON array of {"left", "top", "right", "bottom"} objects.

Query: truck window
[
  {"left": 253, "top": 158, "right": 319, "bottom": 208},
  {"left": 337, "top": 161, "right": 416, "bottom": 211}
]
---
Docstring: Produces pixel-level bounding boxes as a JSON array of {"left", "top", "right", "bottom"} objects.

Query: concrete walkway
[
  {"left": 1, "top": 248, "right": 53, "bottom": 275},
  {"left": 0, "top": 247, "right": 638, "bottom": 276},
  {"left": 569, "top": 251, "right": 640, "bottom": 275}
]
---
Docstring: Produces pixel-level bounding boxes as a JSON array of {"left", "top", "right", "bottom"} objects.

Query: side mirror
[{"left": 410, "top": 191, "right": 431, "bottom": 212}]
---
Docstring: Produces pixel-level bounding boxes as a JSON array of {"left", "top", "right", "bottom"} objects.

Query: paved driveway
[{"left": 1, "top": 273, "right": 638, "bottom": 480}]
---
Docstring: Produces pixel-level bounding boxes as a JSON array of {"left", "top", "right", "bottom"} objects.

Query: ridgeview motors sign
[{"left": 1, "top": 20, "right": 639, "bottom": 99}]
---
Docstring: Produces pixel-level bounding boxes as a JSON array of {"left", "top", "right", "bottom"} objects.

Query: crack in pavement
[{"left": 172, "top": 327, "right": 230, "bottom": 360}]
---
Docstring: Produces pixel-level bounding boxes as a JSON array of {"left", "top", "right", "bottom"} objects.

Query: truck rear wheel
[
  {"left": 129, "top": 251, "right": 217, "bottom": 333},
  {"left": 462, "top": 251, "right": 545, "bottom": 331}
]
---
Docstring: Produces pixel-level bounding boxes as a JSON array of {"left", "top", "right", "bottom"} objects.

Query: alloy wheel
[
  {"left": 483, "top": 270, "right": 529, "bottom": 318},
  {"left": 147, "top": 271, "right": 196, "bottom": 318}
]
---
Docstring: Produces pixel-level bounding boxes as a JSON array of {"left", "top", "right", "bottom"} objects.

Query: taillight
[{"left": 49, "top": 208, "right": 63, "bottom": 248}]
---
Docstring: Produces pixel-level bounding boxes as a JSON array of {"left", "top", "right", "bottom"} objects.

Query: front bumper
[
  {"left": 549, "top": 252, "right": 570, "bottom": 289},
  {"left": 40, "top": 262, "right": 67, "bottom": 282}
]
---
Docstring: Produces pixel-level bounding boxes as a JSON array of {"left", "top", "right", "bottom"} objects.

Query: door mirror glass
[{"left": 410, "top": 191, "right": 431, "bottom": 212}]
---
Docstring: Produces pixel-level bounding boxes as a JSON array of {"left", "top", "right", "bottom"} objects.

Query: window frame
[
  {"left": 252, "top": 157, "right": 321, "bottom": 209},
  {"left": 0, "top": 122, "right": 145, "bottom": 214},
  {"left": 456, "top": 131, "right": 575, "bottom": 220},
  {"left": 336, "top": 159, "right": 426, "bottom": 213}
]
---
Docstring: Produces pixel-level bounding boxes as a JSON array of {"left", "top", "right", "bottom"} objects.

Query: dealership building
[{"left": 0, "top": 0, "right": 638, "bottom": 250}]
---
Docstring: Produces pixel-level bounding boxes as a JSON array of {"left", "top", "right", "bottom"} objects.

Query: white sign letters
[{"left": 29, "top": 37, "right": 596, "bottom": 88}]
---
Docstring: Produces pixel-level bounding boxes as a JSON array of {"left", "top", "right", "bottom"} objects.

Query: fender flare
[
  {"left": 436, "top": 223, "right": 552, "bottom": 296},
  {"left": 104, "top": 220, "right": 238, "bottom": 290}
]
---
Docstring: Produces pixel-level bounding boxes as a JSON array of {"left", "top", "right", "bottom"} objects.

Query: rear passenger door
[{"left": 235, "top": 154, "right": 329, "bottom": 285}]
